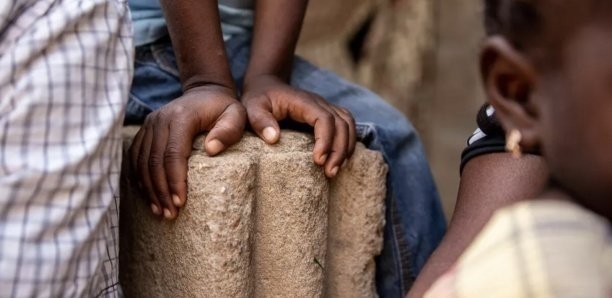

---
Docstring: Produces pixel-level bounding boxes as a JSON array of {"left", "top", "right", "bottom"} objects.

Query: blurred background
[{"left": 296, "top": 0, "right": 485, "bottom": 219}]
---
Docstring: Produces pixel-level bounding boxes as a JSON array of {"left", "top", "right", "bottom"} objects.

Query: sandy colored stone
[
  {"left": 325, "top": 146, "right": 387, "bottom": 297},
  {"left": 120, "top": 127, "right": 387, "bottom": 298},
  {"left": 120, "top": 128, "right": 256, "bottom": 297},
  {"left": 254, "top": 153, "right": 328, "bottom": 297}
]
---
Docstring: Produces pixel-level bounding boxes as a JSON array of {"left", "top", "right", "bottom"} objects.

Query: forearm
[
  {"left": 244, "top": 0, "right": 308, "bottom": 84},
  {"left": 160, "top": 0, "right": 235, "bottom": 91},
  {"left": 408, "top": 152, "right": 549, "bottom": 297}
]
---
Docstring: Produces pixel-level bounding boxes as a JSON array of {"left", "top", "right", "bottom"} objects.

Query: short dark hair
[{"left": 484, "top": 0, "right": 543, "bottom": 50}]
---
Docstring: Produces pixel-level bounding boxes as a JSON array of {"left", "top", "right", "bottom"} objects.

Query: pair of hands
[{"left": 129, "top": 75, "right": 356, "bottom": 220}]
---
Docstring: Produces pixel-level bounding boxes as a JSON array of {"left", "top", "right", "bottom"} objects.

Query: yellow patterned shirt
[{"left": 426, "top": 199, "right": 612, "bottom": 298}]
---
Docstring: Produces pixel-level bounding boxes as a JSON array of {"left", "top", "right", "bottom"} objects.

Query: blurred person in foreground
[{"left": 423, "top": 0, "right": 612, "bottom": 297}]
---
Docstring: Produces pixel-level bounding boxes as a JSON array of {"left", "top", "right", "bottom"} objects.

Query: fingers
[
  {"left": 332, "top": 106, "right": 357, "bottom": 157},
  {"left": 147, "top": 120, "right": 178, "bottom": 220},
  {"left": 129, "top": 127, "right": 145, "bottom": 178},
  {"left": 164, "top": 118, "right": 197, "bottom": 210},
  {"left": 129, "top": 127, "right": 161, "bottom": 215},
  {"left": 312, "top": 102, "right": 354, "bottom": 177},
  {"left": 130, "top": 110, "right": 198, "bottom": 221},
  {"left": 128, "top": 88, "right": 249, "bottom": 220},
  {"left": 268, "top": 92, "right": 357, "bottom": 178},
  {"left": 204, "top": 102, "right": 247, "bottom": 156},
  {"left": 245, "top": 99, "right": 281, "bottom": 144},
  {"left": 324, "top": 115, "right": 349, "bottom": 177},
  {"left": 288, "top": 98, "right": 335, "bottom": 167},
  {"left": 135, "top": 123, "right": 164, "bottom": 218}
]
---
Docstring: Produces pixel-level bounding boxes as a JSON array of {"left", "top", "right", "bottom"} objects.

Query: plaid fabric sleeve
[
  {"left": 424, "top": 199, "right": 612, "bottom": 298},
  {"left": 0, "top": 0, "right": 132, "bottom": 297}
]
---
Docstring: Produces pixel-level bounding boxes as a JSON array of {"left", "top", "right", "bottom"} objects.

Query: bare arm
[
  {"left": 244, "top": 0, "right": 308, "bottom": 82},
  {"left": 161, "top": 0, "right": 235, "bottom": 90},
  {"left": 408, "top": 152, "right": 548, "bottom": 297},
  {"left": 130, "top": 0, "right": 247, "bottom": 220}
]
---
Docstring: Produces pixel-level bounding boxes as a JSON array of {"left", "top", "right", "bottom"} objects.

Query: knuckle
[
  {"left": 144, "top": 111, "right": 158, "bottom": 125},
  {"left": 335, "top": 117, "right": 348, "bottom": 129},
  {"left": 232, "top": 102, "right": 248, "bottom": 118},
  {"left": 246, "top": 94, "right": 268, "bottom": 106},
  {"left": 264, "top": 89, "right": 281, "bottom": 100},
  {"left": 157, "top": 109, "right": 175, "bottom": 121},
  {"left": 320, "top": 112, "right": 334, "bottom": 124},
  {"left": 248, "top": 111, "right": 270, "bottom": 125},
  {"left": 171, "top": 105, "right": 186, "bottom": 115},
  {"left": 148, "top": 154, "right": 164, "bottom": 169},
  {"left": 156, "top": 188, "right": 169, "bottom": 199},
  {"left": 163, "top": 146, "right": 184, "bottom": 162},
  {"left": 338, "top": 107, "right": 351, "bottom": 116}
]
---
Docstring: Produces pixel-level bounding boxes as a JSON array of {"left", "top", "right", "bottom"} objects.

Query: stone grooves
[{"left": 119, "top": 127, "right": 388, "bottom": 297}]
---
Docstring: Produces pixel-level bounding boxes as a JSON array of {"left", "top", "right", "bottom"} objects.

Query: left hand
[
  {"left": 241, "top": 74, "right": 356, "bottom": 177},
  {"left": 129, "top": 85, "right": 246, "bottom": 220}
]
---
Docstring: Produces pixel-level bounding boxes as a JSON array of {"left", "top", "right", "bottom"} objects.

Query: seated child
[
  {"left": 127, "top": 0, "right": 446, "bottom": 296},
  {"left": 425, "top": 0, "right": 612, "bottom": 297}
]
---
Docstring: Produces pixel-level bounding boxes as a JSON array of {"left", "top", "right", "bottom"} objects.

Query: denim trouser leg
[{"left": 127, "top": 35, "right": 447, "bottom": 297}]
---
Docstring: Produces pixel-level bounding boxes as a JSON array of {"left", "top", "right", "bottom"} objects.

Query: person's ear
[{"left": 480, "top": 36, "right": 542, "bottom": 152}]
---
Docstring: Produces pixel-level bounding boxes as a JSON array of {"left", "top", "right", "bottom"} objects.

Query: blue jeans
[{"left": 126, "top": 35, "right": 446, "bottom": 297}]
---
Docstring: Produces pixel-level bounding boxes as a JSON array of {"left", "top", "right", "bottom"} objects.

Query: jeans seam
[
  {"left": 393, "top": 198, "right": 415, "bottom": 293},
  {"left": 363, "top": 123, "right": 406, "bottom": 296},
  {"left": 150, "top": 43, "right": 180, "bottom": 77},
  {"left": 128, "top": 92, "right": 152, "bottom": 112}
]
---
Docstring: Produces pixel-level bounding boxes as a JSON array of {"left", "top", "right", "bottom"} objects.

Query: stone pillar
[{"left": 119, "top": 127, "right": 388, "bottom": 298}]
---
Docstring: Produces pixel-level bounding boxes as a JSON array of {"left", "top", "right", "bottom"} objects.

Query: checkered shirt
[{"left": 0, "top": 0, "right": 132, "bottom": 297}]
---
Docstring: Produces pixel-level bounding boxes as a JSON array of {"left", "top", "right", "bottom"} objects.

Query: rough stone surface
[
  {"left": 325, "top": 147, "right": 387, "bottom": 297},
  {"left": 120, "top": 127, "right": 388, "bottom": 298}
]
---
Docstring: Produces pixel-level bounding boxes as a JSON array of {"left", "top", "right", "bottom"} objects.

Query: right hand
[{"left": 129, "top": 85, "right": 247, "bottom": 220}]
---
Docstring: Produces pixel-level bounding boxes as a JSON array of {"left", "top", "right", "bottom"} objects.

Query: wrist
[
  {"left": 183, "top": 83, "right": 238, "bottom": 99},
  {"left": 182, "top": 75, "right": 237, "bottom": 97},
  {"left": 243, "top": 73, "right": 285, "bottom": 92}
]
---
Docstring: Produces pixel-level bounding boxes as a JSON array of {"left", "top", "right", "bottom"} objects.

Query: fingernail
[
  {"left": 151, "top": 204, "right": 160, "bottom": 215},
  {"left": 262, "top": 127, "right": 278, "bottom": 143},
  {"left": 163, "top": 208, "right": 173, "bottom": 219},
  {"left": 206, "top": 139, "right": 224, "bottom": 155},
  {"left": 320, "top": 154, "right": 328, "bottom": 164},
  {"left": 330, "top": 166, "right": 339, "bottom": 177},
  {"left": 172, "top": 194, "right": 183, "bottom": 207}
]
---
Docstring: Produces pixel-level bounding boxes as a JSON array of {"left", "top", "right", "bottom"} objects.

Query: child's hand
[
  {"left": 241, "top": 75, "right": 356, "bottom": 178},
  {"left": 129, "top": 85, "right": 246, "bottom": 220}
]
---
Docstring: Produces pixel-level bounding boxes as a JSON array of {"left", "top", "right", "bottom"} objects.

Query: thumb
[
  {"left": 204, "top": 103, "right": 247, "bottom": 156},
  {"left": 246, "top": 104, "right": 281, "bottom": 144}
]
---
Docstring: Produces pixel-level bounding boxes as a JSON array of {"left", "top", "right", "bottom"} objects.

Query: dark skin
[
  {"left": 412, "top": 2, "right": 612, "bottom": 296},
  {"left": 486, "top": 20, "right": 612, "bottom": 221},
  {"left": 129, "top": 0, "right": 356, "bottom": 220},
  {"left": 408, "top": 153, "right": 548, "bottom": 298},
  {"left": 243, "top": 0, "right": 356, "bottom": 174}
]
